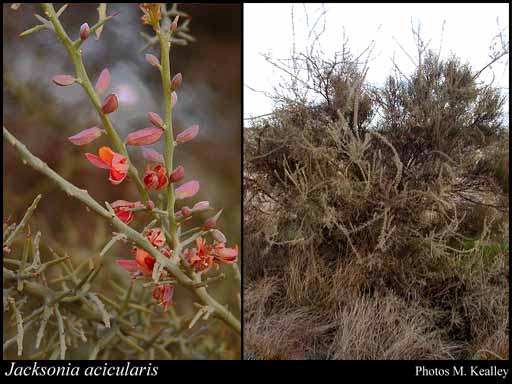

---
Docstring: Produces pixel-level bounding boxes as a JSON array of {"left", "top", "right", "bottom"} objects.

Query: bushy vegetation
[{"left": 244, "top": 25, "right": 509, "bottom": 360}]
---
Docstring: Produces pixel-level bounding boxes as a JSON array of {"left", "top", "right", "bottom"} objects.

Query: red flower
[
  {"left": 111, "top": 200, "right": 144, "bottom": 224},
  {"left": 116, "top": 229, "right": 169, "bottom": 275},
  {"left": 85, "top": 146, "right": 129, "bottom": 185},
  {"left": 116, "top": 247, "right": 154, "bottom": 275},
  {"left": 184, "top": 237, "right": 238, "bottom": 273},
  {"left": 211, "top": 242, "right": 238, "bottom": 264},
  {"left": 144, "top": 164, "right": 168, "bottom": 190},
  {"left": 134, "top": 247, "right": 156, "bottom": 274},
  {"left": 184, "top": 237, "right": 214, "bottom": 273},
  {"left": 146, "top": 228, "right": 165, "bottom": 248},
  {"left": 152, "top": 284, "right": 174, "bottom": 311}
]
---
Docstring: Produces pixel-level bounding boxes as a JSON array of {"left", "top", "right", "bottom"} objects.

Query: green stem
[
  {"left": 41, "top": 3, "right": 149, "bottom": 202},
  {"left": 157, "top": 10, "right": 179, "bottom": 249},
  {"left": 4, "top": 194, "right": 41, "bottom": 247}
]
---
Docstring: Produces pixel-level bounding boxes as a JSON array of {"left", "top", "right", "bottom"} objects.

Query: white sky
[{"left": 244, "top": 3, "right": 509, "bottom": 120}]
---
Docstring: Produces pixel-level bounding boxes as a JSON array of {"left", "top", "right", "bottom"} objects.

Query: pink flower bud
[
  {"left": 192, "top": 201, "right": 210, "bottom": 211},
  {"left": 101, "top": 93, "right": 118, "bottom": 114},
  {"left": 175, "top": 124, "right": 199, "bottom": 145},
  {"left": 171, "top": 73, "right": 182, "bottom": 90},
  {"left": 169, "top": 165, "right": 185, "bottom": 183},
  {"left": 145, "top": 53, "right": 160, "bottom": 68},
  {"left": 52, "top": 74, "right": 76, "bottom": 86},
  {"left": 171, "top": 92, "right": 178, "bottom": 108},
  {"left": 80, "top": 22, "right": 90, "bottom": 41},
  {"left": 68, "top": 126, "right": 104, "bottom": 146},
  {"left": 147, "top": 112, "right": 164, "bottom": 129},
  {"left": 95, "top": 68, "right": 111, "bottom": 95},
  {"left": 170, "top": 15, "right": 179, "bottom": 32},
  {"left": 141, "top": 147, "right": 164, "bottom": 164},
  {"left": 126, "top": 127, "right": 164, "bottom": 146},
  {"left": 180, "top": 206, "right": 192, "bottom": 217},
  {"left": 202, "top": 209, "right": 223, "bottom": 231},
  {"left": 145, "top": 200, "right": 155, "bottom": 210},
  {"left": 175, "top": 180, "right": 200, "bottom": 200},
  {"left": 202, "top": 217, "right": 217, "bottom": 231},
  {"left": 211, "top": 229, "right": 227, "bottom": 244}
]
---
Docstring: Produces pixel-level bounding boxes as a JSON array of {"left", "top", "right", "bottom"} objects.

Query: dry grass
[{"left": 328, "top": 295, "right": 457, "bottom": 360}]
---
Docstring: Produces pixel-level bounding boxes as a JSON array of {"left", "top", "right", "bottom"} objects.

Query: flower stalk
[{"left": 41, "top": 3, "right": 149, "bottom": 202}]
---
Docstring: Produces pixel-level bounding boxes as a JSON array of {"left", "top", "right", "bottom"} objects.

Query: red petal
[
  {"left": 157, "top": 173, "right": 168, "bottom": 189},
  {"left": 214, "top": 245, "right": 238, "bottom": 264},
  {"left": 161, "top": 285, "right": 174, "bottom": 310},
  {"left": 85, "top": 153, "right": 110, "bottom": 169},
  {"left": 109, "top": 168, "right": 127, "bottom": 185},
  {"left": 111, "top": 153, "right": 129, "bottom": 172},
  {"left": 144, "top": 173, "right": 159, "bottom": 189},
  {"left": 115, "top": 209, "right": 133, "bottom": 224},
  {"left": 116, "top": 259, "right": 138, "bottom": 272},
  {"left": 98, "top": 146, "right": 115, "bottom": 165}
]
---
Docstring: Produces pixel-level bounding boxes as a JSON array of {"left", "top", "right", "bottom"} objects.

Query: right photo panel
[{"left": 243, "top": 3, "right": 509, "bottom": 360}]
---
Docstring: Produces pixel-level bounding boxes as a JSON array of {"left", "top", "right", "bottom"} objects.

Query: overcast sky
[{"left": 244, "top": 3, "right": 509, "bottom": 121}]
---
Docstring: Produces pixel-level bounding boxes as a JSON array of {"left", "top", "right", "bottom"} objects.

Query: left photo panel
[{"left": 3, "top": 3, "right": 241, "bottom": 360}]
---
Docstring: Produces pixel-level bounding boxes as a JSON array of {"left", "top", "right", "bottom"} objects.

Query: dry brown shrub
[{"left": 244, "top": 22, "right": 508, "bottom": 360}]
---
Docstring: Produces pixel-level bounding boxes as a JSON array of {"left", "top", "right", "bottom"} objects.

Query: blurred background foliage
[{"left": 3, "top": 3, "right": 241, "bottom": 359}]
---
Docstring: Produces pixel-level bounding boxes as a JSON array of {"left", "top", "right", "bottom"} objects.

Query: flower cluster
[
  {"left": 49, "top": 4, "right": 238, "bottom": 313},
  {"left": 185, "top": 237, "right": 238, "bottom": 273}
]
